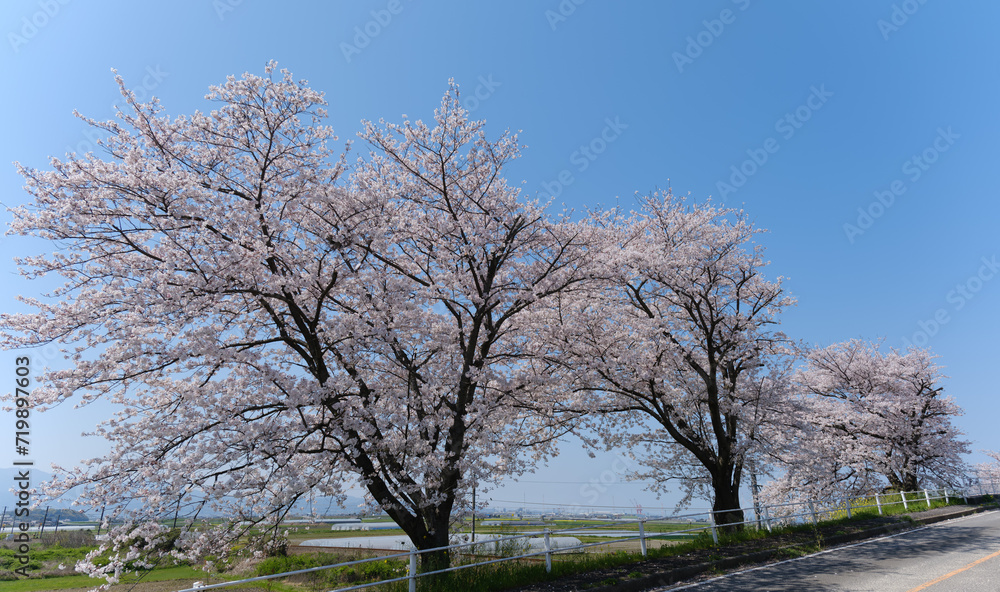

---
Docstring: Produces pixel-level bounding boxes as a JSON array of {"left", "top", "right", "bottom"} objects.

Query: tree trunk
[
  {"left": 416, "top": 511, "right": 452, "bottom": 573},
  {"left": 348, "top": 429, "right": 463, "bottom": 573},
  {"left": 886, "top": 470, "right": 918, "bottom": 493},
  {"left": 378, "top": 503, "right": 453, "bottom": 575},
  {"left": 372, "top": 492, "right": 454, "bottom": 573},
  {"left": 712, "top": 470, "right": 745, "bottom": 532}
]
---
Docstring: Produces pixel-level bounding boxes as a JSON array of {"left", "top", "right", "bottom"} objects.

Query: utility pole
[
  {"left": 96, "top": 505, "right": 106, "bottom": 536},
  {"left": 38, "top": 506, "right": 50, "bottom": 539},
  {"left": 173, "top": 492, "right": 183, "bottom": 529},
  {"left": 750, "top": 461, "right": 762, "bottom": 530}
]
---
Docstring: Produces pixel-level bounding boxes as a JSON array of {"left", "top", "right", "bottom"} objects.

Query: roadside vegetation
[{"left": 6, "top": 494, "right": 985, "bottom": 592}]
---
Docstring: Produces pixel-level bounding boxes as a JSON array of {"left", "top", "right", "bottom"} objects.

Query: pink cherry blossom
[
  {"left": 3, "top": 64, "right": 588, "bottom": 578},
  {"left": 541, "top": 192, "right": 795, "bottom": 528},
  {"left": 764, "top": 339, "right": 969, "bottom": 503}
]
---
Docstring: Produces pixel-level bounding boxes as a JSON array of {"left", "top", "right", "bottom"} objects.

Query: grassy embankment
[{"left": 2, "top": 493, "right": 980, "bottom": 592}]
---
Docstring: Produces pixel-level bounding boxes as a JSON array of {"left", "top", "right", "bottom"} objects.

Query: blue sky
[{"left": 2, "top": 0, "right": 998, "bottom": 515}]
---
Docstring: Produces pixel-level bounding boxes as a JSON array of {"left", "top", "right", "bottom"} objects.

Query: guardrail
[{"left": 176, "top": 486, "right": 993, "bottom": 592}]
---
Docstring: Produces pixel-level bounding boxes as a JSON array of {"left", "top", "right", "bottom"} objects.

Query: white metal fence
[{"left": 175, "top": 486, "right": 995, "bottom": 592}]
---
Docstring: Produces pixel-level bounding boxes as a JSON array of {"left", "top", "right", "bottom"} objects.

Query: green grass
[
  {"left": 329, "top": 530, "right": 740, "bottom": 592},
  {"left": 813, "top": 492, "right": 957, "bottom": 523},
  {"left": 777, "top": 544, "right": 821, "bottom": 559},
  {"left": 256, "top": 552, "right": 407, "bottom": 585},
  {"left": 0, "top": 565, "right": 206, "bottom": 591},
  {"left": 3, "top": 496, "right": 980, "bottom": 592},
  {"left": 544, "top": 519, "right": 703, "bottom": 534},
  {"left": 372, "top": 550, "right": 653, "bottom": 592},
  {"left": 0, "top": 565, "right": 308, "bottom": 592}
]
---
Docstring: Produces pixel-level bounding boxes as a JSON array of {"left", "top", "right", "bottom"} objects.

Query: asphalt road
[{"left": 658, "top": 510, "right": 1000, "bottom": 591}]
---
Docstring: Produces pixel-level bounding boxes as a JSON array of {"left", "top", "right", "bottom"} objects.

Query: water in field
[
  {"left": 300, "top": 533, "right": 582, "bottom": 553},
  {"left": 328, "top": 521, "right": 400, "bottom": 531}
]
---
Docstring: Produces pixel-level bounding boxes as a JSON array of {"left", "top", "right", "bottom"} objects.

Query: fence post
[
  {"left": 408, "top": 546, "right": 417, "bottom": 592},
  {"left": 639, "top": 519, "right": 647, "bottom": 557},
  {"left": 38, "top": 506, "right": 49, "bottom": 539},
  {"left": 924, "top": 489, "right": 931, "bottom": 509},
  {"left": 875, "top": 493, "right": 883, "bottom": 515},
  {"left": 762, "top": 504, "right": 772, "bottom": 532},
  {"left": 544, "top": 529, "right": 552, "bottom": 573},
  {"left": 846, "top": 498, "right": 852, "bottom": 519},
  {"left": 901, "top": 492, "right": 908, "bottom": 511},
  {"left": 808, "top": 501, "right": 818, "bottom": 527},
  {"left": 708, "top": 511, "right": 719, "bottom": 545},
  {"left": 944, "top": 489, "right": 949, "bottom": 504}
]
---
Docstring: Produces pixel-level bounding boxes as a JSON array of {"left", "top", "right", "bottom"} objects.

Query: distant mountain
[
  {"left": 0, "top": 468, "right": 369, "bottom": 521},
  {"left": 0, "top": 467, "right": 87, "bottom": 522},
  {"left": 1, "top": 467, "right": 54, "bottom": 508},
  {"left": 287, "top": 494, "right": 371, "bottom": 517}
]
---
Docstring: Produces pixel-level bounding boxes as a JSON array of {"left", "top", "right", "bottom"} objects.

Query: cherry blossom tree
[
  {"left": 336, "top": 84, "right": 588, "bottom": 569},
  {"left": 973, "top": 450, "right": 1000, "bottom": 495},
  {"left": 766, "top": 340, "right": 969, "bottom": 502},
  {"left": 548, "top": 194, "right": 794, "bottom": 529},
  {"left": 2, "top": 63, "right": 587, "bottom": 578}
]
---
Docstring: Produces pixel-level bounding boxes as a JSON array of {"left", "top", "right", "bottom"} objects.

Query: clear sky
[{"left": 1, "top": 1, "right": 998, "bottom": 516}]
